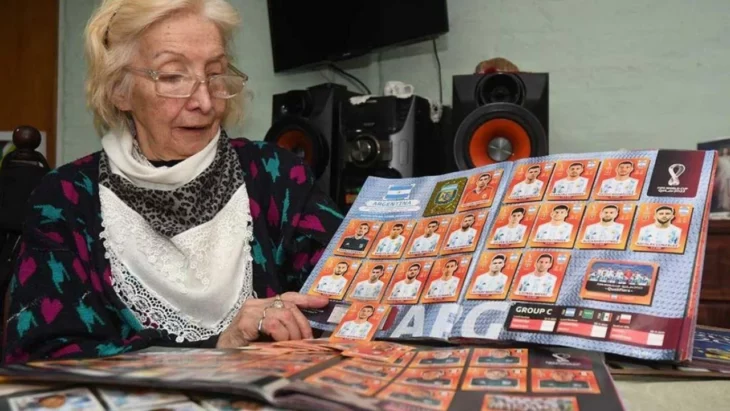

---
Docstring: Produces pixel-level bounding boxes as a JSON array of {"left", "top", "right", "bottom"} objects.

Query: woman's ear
[{"left": 112, "top": 82, "right": 132, "bottom": 112}]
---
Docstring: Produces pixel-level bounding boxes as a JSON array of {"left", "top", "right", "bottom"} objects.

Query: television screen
[{"left": 267, "top": 0, "right": 449, "bottom": 73}]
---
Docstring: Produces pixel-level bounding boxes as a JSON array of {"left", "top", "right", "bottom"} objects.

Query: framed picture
[{"left": 698, "top": 138, "right": 730, "bottom": 219}]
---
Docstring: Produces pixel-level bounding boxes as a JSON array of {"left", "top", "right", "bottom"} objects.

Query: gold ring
[
  {"left": 271, "top": 294, "right": 285, "bottom": 309},
  {"left": 258, "top": 306, "right": 272, "bottom": 333}
]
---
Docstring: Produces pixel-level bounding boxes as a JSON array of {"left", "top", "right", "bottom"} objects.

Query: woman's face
[{"left": 117, "top": 11, "right": 228, "bottom": 159}]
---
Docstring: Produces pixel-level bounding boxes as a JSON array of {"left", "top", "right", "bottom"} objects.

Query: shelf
[{"left": 708, "top": 219, "right": 730, "bottom": 234}]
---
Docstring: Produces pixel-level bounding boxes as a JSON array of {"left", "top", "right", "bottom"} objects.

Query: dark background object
[
  {"left": 265, "top": 83, "right": 360, "bottom": 202},
  {"left": 338, "top": 95, "right": 436, "bottom": 212},
  {"left": 0, "top": 125, "right": 51, "bottom": 354},
  {"left": 267, "top": 0, "right": 449, "bottom": 73},
  {"left": 451, "top": 72, "right": 549, "bottom": 170}
]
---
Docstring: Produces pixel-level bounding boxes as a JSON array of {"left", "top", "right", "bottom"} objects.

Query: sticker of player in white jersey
[
  {"left": 335, "top": 305, "right": 375, "bottom": 340},
  {"left": 372, "top": 223, "right": 407, "bottom": 256},
  {"left": 577, "top": 203, "right": 636, "bottom": 250},
  {"left": 510, "top": 253, "right": 567, "bottom": 303},
  {"left": 492, "top": 208, "right": 527, "bottom": 245},
  {"left": 531, "top": 205, "right": 575, "bottom": 244},
  {"left": 510, "top": 165, "right": 544, "bottom": 199},
  {"left": 421, "top": 257, "right": 471, "bottom": 303},
  {"left": 594, "top": 159, "right": 645, "bottom": 199},
  {"left": 551, "top": 162, "right": 589, "bottom": 196},
  {"left": 424, "top": 259, "right": 460, "bottom": 300},
  {"left": 347, "top": 264, "right": 388, "bottom": 302},
  {"left": 469, "top": 254, "right": 509, "bottom": 297},
  {"left": 409, "top": 220, "right": 442, "bottom": 254},
  {"left": 385, "top": 262, "right": 429, "bottom": 304},
  {"left": 330, "top": 303, "right": 391, "bottom": 343},
  {"left": 444, "top": 214, "right": 477, "bottom": 250},
  {"left": 582, "top": 204, "right": 624, "bottom": 244},
  {"left": 516, "top": 255, "right": 557, "bottom": 297},
  {"left": 599, "top": 160, "right": 640, "bottom": 196},
  {"left": 635, "top": 206, "right": 683, "bottom": 249},
  {"left": 466, "top": 252, "right": 521, "bottom": 301},
  {"left": 488, "top": 205, "right": 539, "bottom": 249},
  {"left": 313, "top": 261, "right": 350, "bottom": 297}
]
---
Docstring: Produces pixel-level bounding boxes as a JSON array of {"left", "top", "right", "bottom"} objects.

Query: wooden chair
[{"left": 0, "top": 125, "right": 51, "bottom": 356}]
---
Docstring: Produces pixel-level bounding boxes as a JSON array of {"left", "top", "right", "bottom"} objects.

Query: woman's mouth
[{"left": 180, "top": 125, "right": 208, "bottom": 131}]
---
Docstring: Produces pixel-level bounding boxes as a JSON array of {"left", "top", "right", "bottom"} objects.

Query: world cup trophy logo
[{"left": 668, "top": 163, "right": 685, "bottom": 186}]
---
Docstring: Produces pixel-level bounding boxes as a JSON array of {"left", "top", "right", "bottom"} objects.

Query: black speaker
[
  {"left": 339, "top": 95, "right": 436, "bottom": 210},
  {"left": 265, "top": 83, "right": 359, "bottom": 199},
  {"left": 451, "top": 72, "right": 549, "bottom": 169}
]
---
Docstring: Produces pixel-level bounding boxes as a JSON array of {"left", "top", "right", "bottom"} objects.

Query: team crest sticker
[
  {"left": 436, "top": 183, "right": 459, "bottom": 204},
  {"left": 424, "top": 177, "right": 468, "bottom": 217}
]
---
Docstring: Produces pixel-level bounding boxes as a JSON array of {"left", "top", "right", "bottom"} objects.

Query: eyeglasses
[{"left": 125, "top": 64, "right": 248, "bottom": 99}]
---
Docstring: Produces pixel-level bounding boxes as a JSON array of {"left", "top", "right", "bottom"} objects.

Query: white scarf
[{"left": 98, "top": 128, "right": 253, "bottom": 343}]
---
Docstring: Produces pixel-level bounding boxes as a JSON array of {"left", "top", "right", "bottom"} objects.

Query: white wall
[{"left": 58, "top": 0, "right": 730, "bottom": 164}]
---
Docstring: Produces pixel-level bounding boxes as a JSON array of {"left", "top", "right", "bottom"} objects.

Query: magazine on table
[
  {"left": 299, "top": 149, "right": 717, "bottom": 362},
  {"left": 690, "top": 325, "right": 730, "bottom": 369},
  {"left": 0, "top": 341, "right": 626, "bottom": 411},
  {"left": 607, "top": 324, "right": 730, "bottom": 378}
]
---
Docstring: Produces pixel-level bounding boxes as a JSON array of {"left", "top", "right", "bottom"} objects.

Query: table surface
[{"left": 614, "top": 377, "right": 729, "bottom": 410}]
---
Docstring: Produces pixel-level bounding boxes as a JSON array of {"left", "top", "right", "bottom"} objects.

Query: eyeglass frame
[{"left": 124, "top": 63, "right": 249, "bottom": 99}]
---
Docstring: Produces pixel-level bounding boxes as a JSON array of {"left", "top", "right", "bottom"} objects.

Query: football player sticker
[
  {"left": 465, "top": 252, "right": 522, "bottom": 301},
  {"left": 504, "top": 162, "right": 555, "bottom": 203},
  {"left": 345, "top": 261, "right": 397, "bottom": 303},
  {"left": 383, "top": 260, "right": 434, "bottom": 305},
  {"left": 576, "top": 203, "right": 636, "bottom": 250},
  {"left": 592, "top": 157, "right": 651, "bottom": 201},
  {"left": 405, "top": 217, "right": 452, "bottom": 258},
  {"left": 527, "top": 203, "right": 585, "bottom": 249},
  {"left": 307, "top": 258, "right": 361, "bottom": 300},
  {"left": 420, "top": 256, "right": 472, "bottom": 304},
  {"left": 546, "top": 159, "right": 600, "bottom": 201},
  {"left": 458, "top": 168, "right": 504, "bottom": 211},
  {"left": 330, "top": 302, "right": 391, "bottom": 343},
  {"left": 509, "top": 251, "right": 571, "bottom": 304},
  {"left": 487, "top": 204, "right": 541, "bottom": 249},
  {"left": 334, "top": 219, "right": 382, "bottom": 258},
  {"left": 630, "top": 203, "right": 693, "bottom": 254},
  {"left": 368, "top": 220, "right": 417, "bottom": 259}
]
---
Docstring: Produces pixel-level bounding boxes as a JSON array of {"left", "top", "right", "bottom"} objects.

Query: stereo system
[
  {"left": 339, "top": 95, "right": 436, "bottom": 209},
  {"left": 265, "top": 83, "right": 358, "bottom": 200},
  {"left": 265, "top": 72, "right": 549, "bottom": 211},
  {"left": 451, "top": 72, "right": 550, "bottom": 169}
]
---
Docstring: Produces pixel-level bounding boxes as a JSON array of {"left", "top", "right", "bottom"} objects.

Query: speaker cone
[
  {"left": 348, "top": 134, "right": 381, "bottom": 167},
  {"left": 453, "top": 102, "right": 547, "bottom": 169},
  {"left": 278, "top": 90, "right": 312, "bottom": 117},
  {"left": 264, "top": 116, "right": 329, "bottom": 179},
  {"left": 476, "top": 73, "right": 525, "bottom": 106}
]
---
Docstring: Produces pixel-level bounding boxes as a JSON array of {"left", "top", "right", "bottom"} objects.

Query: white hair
[{"left": 84, "top": 0, "right": 243, "bottom": 136}]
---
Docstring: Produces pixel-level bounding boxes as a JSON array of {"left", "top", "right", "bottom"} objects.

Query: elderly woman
[{"left": 3, "top": 0, "right": 341, "bottom": 363}]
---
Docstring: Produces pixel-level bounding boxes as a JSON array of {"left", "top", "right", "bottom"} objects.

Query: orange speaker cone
[
  {"left": 468, "top": 118, "right": 532, "bottom": 166},
  {"left": 453, "top": 102, "right": 547, "bottom": 170},
  {"left": 276, "top": 130, "right": 315, "bottom": 166}
]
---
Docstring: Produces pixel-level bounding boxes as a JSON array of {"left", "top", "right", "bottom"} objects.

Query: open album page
[{"left": 299, "top": 149, "right": 716, "bottom": 361}]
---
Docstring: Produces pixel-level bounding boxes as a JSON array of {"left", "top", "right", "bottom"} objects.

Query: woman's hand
[{"left": 216, "top": 292, "right": 329, "bottom": 348}]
